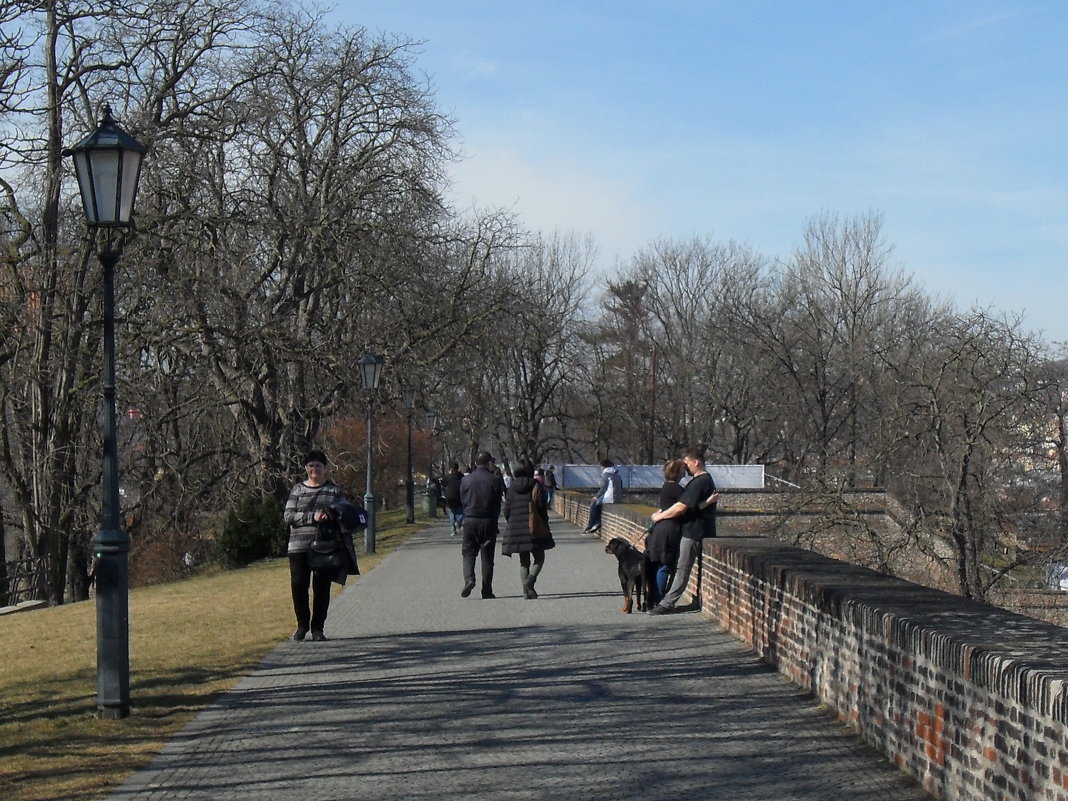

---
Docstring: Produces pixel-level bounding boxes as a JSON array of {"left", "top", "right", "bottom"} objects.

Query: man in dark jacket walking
[{"left": 460, "top": 451, "right": 506, "bottom": 598}]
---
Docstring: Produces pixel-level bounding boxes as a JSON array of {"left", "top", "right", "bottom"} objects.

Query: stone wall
[
  {"left": 571, "top": 487, "right": 959, "bottom": 593},
  {"left": 556, "top": 492, "right": 1068, "bottom": 801},
  {"left": 990, "top": 590, "right": 1068, "bottom": 629}
]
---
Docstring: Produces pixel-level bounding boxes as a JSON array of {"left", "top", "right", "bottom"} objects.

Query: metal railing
[{"left": 1, "top": 557, "right": 47, "bottom": 608}]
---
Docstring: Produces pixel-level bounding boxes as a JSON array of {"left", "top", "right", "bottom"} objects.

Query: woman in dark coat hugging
[
  {"left": 502, "top": 460, "right": 555, "bottom": 598},
  {"left": 645, "top": 459, "right": 686, "bottom": 606}
]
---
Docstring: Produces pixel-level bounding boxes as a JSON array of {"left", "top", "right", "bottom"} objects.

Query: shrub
[{"left": 216, "top": 493, "right": 287, "bottom": 568}]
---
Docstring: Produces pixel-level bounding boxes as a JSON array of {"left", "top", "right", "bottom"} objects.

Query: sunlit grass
[{"left": 0, "top": 510, "right": 424, "bottom": 801}]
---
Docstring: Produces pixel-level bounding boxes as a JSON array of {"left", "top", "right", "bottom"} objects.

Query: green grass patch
[{"left": 0, "top": 510, "right": 425, "bottom": 801}]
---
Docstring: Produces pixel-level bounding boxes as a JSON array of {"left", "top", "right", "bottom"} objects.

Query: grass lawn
[{"left": 0, "top": 510, "right": 426, "bottom": 801}]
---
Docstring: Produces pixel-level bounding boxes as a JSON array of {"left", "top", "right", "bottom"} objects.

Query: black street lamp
[
  {"left": 359, "top": 353, "right": 384, "bottom": 553},
  {"left": 402, "top": 384, "right": 415, "bottom": 524},
  {"left": 63, "top": 105, "right": 147, "bottom": 720},
  {"left": 424, "top": 411, "right": 439, "bottom": 517}
]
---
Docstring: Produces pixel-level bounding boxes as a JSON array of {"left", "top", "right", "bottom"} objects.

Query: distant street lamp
[
  {"left": 425, "top": 411, "right": 439, "bottom": 517},
  {"left": 359, "top": 354, "right": 384, "bottom": 553},
  {"left": 426, "top": 410, "right": 439, "bottom": 468},
  {"left": 438, "top": 424, "right": 448, "bottom": 476},
  {"left": 402, "top": 384, "right": 415, "bottom": 524},
  {"left": 63, "top": 105, "right": 147, "bottom": 720}
]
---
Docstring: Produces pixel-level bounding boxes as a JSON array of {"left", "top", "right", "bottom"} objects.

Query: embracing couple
[{"left": 646, "top": 445, "right": 719, "bottom": 616}]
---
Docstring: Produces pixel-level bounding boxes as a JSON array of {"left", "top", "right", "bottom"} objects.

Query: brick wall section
[{"left": 555, "top": 491, "right": 1068, "bottom": 801}]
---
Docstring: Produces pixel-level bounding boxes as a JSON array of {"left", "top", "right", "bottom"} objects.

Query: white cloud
[
  {"left": 446, "top": 139, "right": 665, "bottom": 262},
  {"left": 449, "top": 49, "right": 498, "bottom": 80},
  {"left": 930, "top": 9, "right": 1041, "bottom": 41}
]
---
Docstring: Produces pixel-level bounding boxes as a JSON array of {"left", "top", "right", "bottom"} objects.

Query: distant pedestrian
[
  {"left": 647, "top": 446, "right": 719, "bottom": 615},
  {"left": 283, "top": 450, "right": 347, "bottom": 641},
  {"left": 443, "top": 462, "right": 464, "bottom": 536},
  {"left": 428, "top": 476, "right": 445, "bottom": 514},
  {"left": 584, "top": 459, "right": 623, "bottom": 534},
  {"left": 544, "top": 465, "right": 557, "bottom": 507},
  {"left": 460, "top": 451, "right": 506, "bottom": 599},
  {"left": 502, "top": 460, "right": 555, "bottom": 599}
]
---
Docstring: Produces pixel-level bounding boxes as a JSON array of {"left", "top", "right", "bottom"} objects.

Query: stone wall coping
[{"left": 581, "top": 489, "right": 891, "bottom": 515}]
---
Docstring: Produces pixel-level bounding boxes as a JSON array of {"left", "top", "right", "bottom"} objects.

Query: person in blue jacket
[{"left": 584, "top": 459, "right": 623, "bottom": 534}]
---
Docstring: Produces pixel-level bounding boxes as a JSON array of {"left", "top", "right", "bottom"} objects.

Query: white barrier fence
[{"left": 553, "top": 464, "right": 765, "bottom": 490}]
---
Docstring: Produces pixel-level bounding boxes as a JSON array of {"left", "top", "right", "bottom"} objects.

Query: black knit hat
[{"left": 305, "top": 449, "right": 328, "bottom": 466}]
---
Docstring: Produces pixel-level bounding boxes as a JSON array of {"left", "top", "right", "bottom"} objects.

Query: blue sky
[{"left": 329, "top": 1, "right": 1068, "bottom": 343}]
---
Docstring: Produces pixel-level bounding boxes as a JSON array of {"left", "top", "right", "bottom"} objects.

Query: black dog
[{"left": 605, "top": 537, "right": 651, "bottom": 613}]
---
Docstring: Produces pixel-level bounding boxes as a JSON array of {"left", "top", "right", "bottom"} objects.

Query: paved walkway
[{"left": 109, "top": 515, "right": 929, "bottom": 801}]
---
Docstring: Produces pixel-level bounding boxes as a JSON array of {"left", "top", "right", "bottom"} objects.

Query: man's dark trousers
[{"left": 462, "top": 517, "right": 497, "bottom": 596}]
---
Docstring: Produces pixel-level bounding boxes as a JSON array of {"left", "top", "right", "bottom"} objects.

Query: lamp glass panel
[
  {"left": 118, "top": 150, "right": 143, "bottom": 222},
  {"left": 360, "top": 355, "right": 383, "bottom": 389},
  {"left": 88, "top": 150, "right": 120, "bottom": 223},
  {"left": 72, "top": 152, "right": 98, "bottom": 224}
]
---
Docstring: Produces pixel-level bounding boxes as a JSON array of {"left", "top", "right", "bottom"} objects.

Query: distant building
[{"left": 1048, "top": 562, "right": 1068, "bottom": 591}]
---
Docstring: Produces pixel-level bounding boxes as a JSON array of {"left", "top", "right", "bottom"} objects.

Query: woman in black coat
[
  {"left": 502, "top": 460, "right": 555, "bottom": 599},
  {"left": 645, "top": 459, "right": 686, "bottom": 606}
]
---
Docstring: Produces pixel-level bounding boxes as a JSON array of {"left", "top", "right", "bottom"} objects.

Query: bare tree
[
  {"left": 126, "top": 10, "right": 467, "bottom": 501},
  {"left": 0, "top": 0, "right": 192, "bottom": 602},
  {"left": 481, "top": 233, "right": 593, "bottom": 464},
  {"left": 0, "top": 0, "right": 288, "bottom": 598},
  {"left": 885, "top": 309, "right": 1044, "bottom": 599},
  {"left": 729, "top": 213, "right": 912, "bottom": 483}
]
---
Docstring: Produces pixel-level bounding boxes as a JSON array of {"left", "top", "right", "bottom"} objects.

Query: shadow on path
[{"left": 108, "top": 517, "right": 929, "bottom": 801}]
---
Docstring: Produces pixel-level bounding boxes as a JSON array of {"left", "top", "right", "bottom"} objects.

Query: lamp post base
[
  {"left": 94, "top": 530, "right": 130, "bottom": 719},
  {"left": 364, "top": 492, "right": 376, "bottom": 554},
  {"left": 98, "top": 704, "right": 130, "bottom": 720}
]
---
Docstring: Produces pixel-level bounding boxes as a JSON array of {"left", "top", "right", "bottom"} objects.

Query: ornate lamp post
[
  {"left": 359, "top": 353, "right": 384, "bottom": 553},
  {"left": 63, "top": 105, "right": 147, "bottom": 720},
  {"left": 402, "top": 384, "right": 415, "bottom": 524}
]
